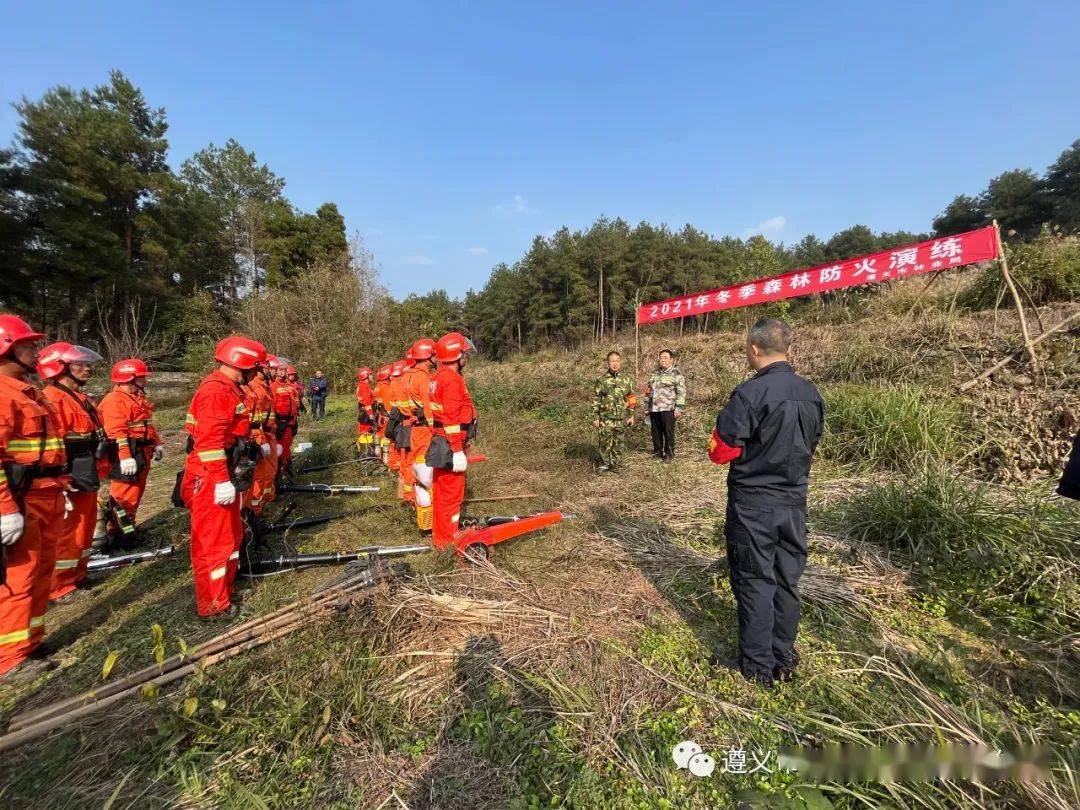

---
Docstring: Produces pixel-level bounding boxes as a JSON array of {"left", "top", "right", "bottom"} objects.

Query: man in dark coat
[{"left": 708, "top": 317, "right": 825, "bottom": 688}]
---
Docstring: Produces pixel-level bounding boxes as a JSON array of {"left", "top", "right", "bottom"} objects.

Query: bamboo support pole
[{"left": 993, "top": 220, "right": 1039, "bottom": 371}]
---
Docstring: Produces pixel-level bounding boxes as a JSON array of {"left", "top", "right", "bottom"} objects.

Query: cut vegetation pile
[{"left": 0, "top": 290, "right": 1077, "bottom": 808}]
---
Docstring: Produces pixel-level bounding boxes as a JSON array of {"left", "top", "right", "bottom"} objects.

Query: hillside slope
[{"left": 0, "top": 303, "right": 1077, "bottom": 808}]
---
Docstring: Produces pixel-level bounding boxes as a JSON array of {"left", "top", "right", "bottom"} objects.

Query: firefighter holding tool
[
  {"left": 404, "top": 338, "right": 437, "bottom": 533},
  {"left": 429, "top": 332, "right": 477, "bottom": 550},
  {"left": 99, "top": 358, "right": 162, "bottom": 545},
  {"left": 269, "top": 356, "right": 298, "bottom": 479},
  {"left": 355, "top": 367, "right": 376, "bottom": 457},
  {"left": 0, "top": 315, "right": 68, "bottom": 680},
  {"left": 37, "top": 342, "right": 107, "bottom": 601},
  {"left": 181, "top": 335, "right": 266, "bottom": 619}
]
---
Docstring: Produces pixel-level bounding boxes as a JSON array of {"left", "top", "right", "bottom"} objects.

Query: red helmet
[
  {"left": 0, "top": 315, "right": 45, "bottom": 358},
  {"left": 286, "top": 365, "right": 297, "bottom": 376},
  {"left": 215, "top": 335, "right": 267, "bottom": 371},
  {"left": 268, "top": 355, "right": 290, "bottom": 370},
  {"left": 391, "top": 361, "right": 407, "bottom": 377},
  {"left": 434, "top": 332, "right": 475, "bottom": 364},
  {"left": 37, "top": 343, "right": 103, "bottom": 380},
  {"left": 376, "top": 365, "right": 391, "bottom": 381},
  {"left": 410, "top": 338, "right": 436, "bottom": 362},
  {"left": 111, "top": 358, "right": 151, "bottom": 383},
  {"left": 357, "top": 366, "right": 373, "bottom": 380}
]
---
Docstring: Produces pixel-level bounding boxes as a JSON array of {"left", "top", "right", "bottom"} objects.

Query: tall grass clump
[
  {"left": 825, "top": 468, "right": 1080, "bottom": 639},
  {"left": 819, "top": 383, "right": 962, "bottom": 471}
]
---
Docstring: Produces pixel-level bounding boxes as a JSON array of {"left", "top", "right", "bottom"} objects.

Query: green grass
[{"left": 819, "top": 383, "right": 963, "bottom": 471}]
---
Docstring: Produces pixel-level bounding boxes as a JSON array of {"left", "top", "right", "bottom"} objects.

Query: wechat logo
[{"left": 672, "top": 740, "right": 716, "bottom": 777}]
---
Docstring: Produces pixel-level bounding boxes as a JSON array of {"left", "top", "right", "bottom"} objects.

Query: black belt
[{"left": 28, "top": 465, "right": 66, "bottom": 480}]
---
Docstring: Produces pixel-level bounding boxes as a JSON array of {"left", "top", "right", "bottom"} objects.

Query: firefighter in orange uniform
[
  {"left": 373, "top": 365, "right": 393, "bottom": 464},
  {"left": 355, "top": 367, "right": 376, "bottom": 457},
  {"left": 99, "top": 358, "right": 162, "bottom": 544},
  {"left": 37, "top": 343, "right": 107, "bottom": 601},
  {"left": 404, "top": 339, "right": 437, "bottom": 532},
  {"left": 181, "top": 335, "right": 266, "bottom": 618},
  {"left": 288, "top": 366, "right": 305, "bottom": 418},
  {"left": 396, "top": 354, "right": 419, "bottom": 504},
  {"left": 242, "top": 359, "right": 277, "bottom": 517},
  {"left": 269, "top": 357, "right": 298, "bottom": 479},
  {"left": 387, "top": 360, "right": 409, "bottom": 481},
  {"left": 430, "top": 332, "right": 477, "bottom": 550},
  {"left": 0, "top": 315, "right": 68, "bottom": 680}
]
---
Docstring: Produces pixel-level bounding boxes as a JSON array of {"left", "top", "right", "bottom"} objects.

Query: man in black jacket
[{"left": 708, "top": 317, "right": 825, "bottom": 687}]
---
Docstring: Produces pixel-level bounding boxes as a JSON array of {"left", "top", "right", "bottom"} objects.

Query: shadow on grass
[
  {"left": 589, "top": 505, "right": 739, "bottom": 660},
  {"left": 563, "top": 442, "right": 600, "bottom": 463},
  {"left": 404, "top": 635, "right": 555, "bottom": 809}
]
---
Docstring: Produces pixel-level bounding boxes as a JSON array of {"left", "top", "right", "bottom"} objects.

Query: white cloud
[
  {"left": 494, "top": 194, "right": 535, "bottom": 215},
  {"left": 402, "top": 254, "right": 435, "bottom": 266},
  {"left": 742, "top": 215, "right": 787, "bottom": 239},
  {"left": 467, "top": 246, "right": 488, "bottom": 255}
]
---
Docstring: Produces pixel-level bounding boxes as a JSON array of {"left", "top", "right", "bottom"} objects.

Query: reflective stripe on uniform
[
  {"left": 210, "top": 566, "right": 227, "bottom": 581},
  {"left": 7, "top": 438, "right": 64, "bottom": 451},
  {"left": 0, "top": 470, "right": 6, "bottom": 485},
  {"left": 228, "top": 551, "right": 239, "bottom": 561},
  {"left": 451, "top": 513, "right": 460, "bottom": 523},
  {"left": 197, "top": 449, "right": 227, "bottom": 462},
  {"left": 55, "top": 558, "right": 80, "bottom": 570},
  {"left": 185, "top": 414, "right": 197, "bottom": 426},
  {"left": 0, "top": 628, "right": 30, "bottom": 645},
  {"left": 444, "top": 425, "right": 461, "bottom": 435}
]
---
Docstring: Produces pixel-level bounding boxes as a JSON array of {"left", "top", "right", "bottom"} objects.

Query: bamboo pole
[
  {"left": 464, "top": 494, "right": 539, "bottom": 504},
  {"left": 8, "top": 572, "right": 374, "bottom": 732},
  {"left": 958, "top": 311, "right": 1078, "bottom": 392},
  {"left": 993, "top": 220, "right": 1039, "bottom": 371}
]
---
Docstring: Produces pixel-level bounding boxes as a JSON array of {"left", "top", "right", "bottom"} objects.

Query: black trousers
[
  {"left": 649, "top": 410, "right": 676, "bottom": 458},
  {"left": 724, "top": 496, "right": 807, "bottom": 680},
  {"left": 311, "top": 396, "right": 326, "bottom": 419}
]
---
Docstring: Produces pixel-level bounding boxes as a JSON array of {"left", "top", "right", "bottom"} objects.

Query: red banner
[{"left": 636, "top": 226, "right": 999, "bottom": 325}]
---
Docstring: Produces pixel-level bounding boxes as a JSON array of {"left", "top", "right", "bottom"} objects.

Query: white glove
[
  {"left": 260, "top": 443, "right": 272, "bottom": 458},
  {"left": 119, "top": 456, "right": 138, "bottom": 476},
  {"left": 276, "top": 444, "right": 284, "bottom": 457},
  {"left": 152, "top": 445, "right": 165, "bottom": 462},
  {"left": 451, "top": 451, "right": 468, "bottom": 473},
  {"left": 213, "top": 480, "right": 237, "bottom": 506},
  {"left": 1, "top": 512, "right": 24, "bottom": 546}
]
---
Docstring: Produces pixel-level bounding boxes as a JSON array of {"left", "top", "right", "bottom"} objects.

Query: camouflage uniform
[{"left": 593, "top": 370, "right": 636, "bottom": 469}]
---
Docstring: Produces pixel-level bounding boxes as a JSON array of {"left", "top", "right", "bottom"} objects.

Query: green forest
[{"left": 2, "top": 71, "right": 1079, "bottom": 366}]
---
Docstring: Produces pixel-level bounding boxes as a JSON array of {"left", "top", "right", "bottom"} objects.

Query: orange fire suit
[
  {"left": 0, "top": 374, "right": 68, "bottom": 675},
  {"left": 355, "top": 380, "right": 375, "bottom": 454},
  {"left": 244, "top": 376, "right": 276, "bottom": 515},
  {"left": 42, "top": 383, "right": 106, "bottom": 599},
  {"left": 99, "top": 386, "right": 159, "bottom": 524},
  {"left": 182, "top": 370, "right": 249, "bottom": 616},
  {"left": 271, "top": 379, "right": 298, "bottom": 469},
  {"left": 403, "top": 365, "right": 435, "bottom": 530},
  {"left": 387, "top": 372, "right": 409, "bottom": 491},
  {"left": 431, "top": 365, "right": 476, "bottom": 549},
  {"left": 374, "top": 380, "right": 392, "bottom": 460}
]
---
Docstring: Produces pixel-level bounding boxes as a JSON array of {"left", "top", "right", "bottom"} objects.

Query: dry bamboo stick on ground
[
  {"left": 8, "top": 572, "right": 375, "bottom": 733},
  {"left": 958, "top": 312, "right": 1078, "bottom": 392},
  {"left": 464, "top": 494, "right": 539, "bottom": 504}
]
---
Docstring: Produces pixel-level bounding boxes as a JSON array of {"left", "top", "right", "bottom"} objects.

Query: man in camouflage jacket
[
  {"left": 592, "top": 351, "right": 637, "bottom": 472},
  {"left": 644, "top": 349, "right": 686, "bottom": 463}
]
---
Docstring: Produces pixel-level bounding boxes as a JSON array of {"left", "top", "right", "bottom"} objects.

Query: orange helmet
[
  {"left": 37, "top": 343, "right": 103, "bottom": 380},
  {"left": 111, "top": 358, "right": 151, "bottom": 383},
  {"left": 0, "top": 315, "right": 44, "bottom": 358},
  {"left": 434, "top": 332, "right": 475, "bottom": 364},
  {"left": 357, "top": 366, "right": 373, "bottom": 380},
  {"left": 410, "top": 338, "right": 436, "bottom": 362},
  {"left": 376, "top": 365, "right": 392, "bottom": 381},
  {"left": 215, "top": 335, "right": 267, "bottom": 371}
]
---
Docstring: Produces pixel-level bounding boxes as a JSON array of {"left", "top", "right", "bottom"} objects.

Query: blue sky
[{"left": 3, "top": 2, "right": 1079, "bottom": 298}]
